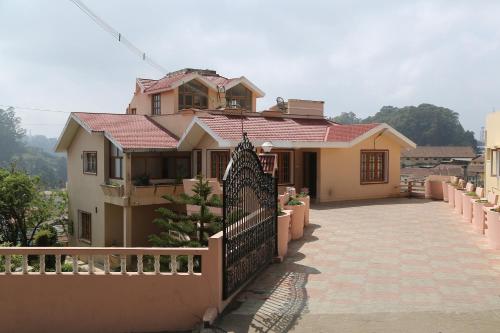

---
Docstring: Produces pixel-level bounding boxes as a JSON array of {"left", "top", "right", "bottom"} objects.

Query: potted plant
[
  {"left": 441, "top": 180, "right": 450, "bottom": 202},
  {"left": 277, "top": 205, "right": 292, "bottom": 259},
  {"left": 284, "top": 197, "right": 305, "bottom": 240},
  {"left": 486, "top": 207, "right": 500, "bottom": 249},
  {"left": 297, "top": 191, "right": 310, "bottom": 226},
  {"left": 132, "top": 174, "right": 155, "bottom": 196},
  {"left": 448, "top": 182, "right": 456, "bottom": 208},
  {"left": 454, "top": 181, "right": 465, "bottom": 214},
  {"left": 462, "top": 191, "right": 478, "bottom": 223},
  {"left": 473, "top": 198, "right": 490, "bottom": 234}
]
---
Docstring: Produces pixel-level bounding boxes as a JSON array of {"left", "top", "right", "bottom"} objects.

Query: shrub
[
  {"left": 133, "top": 174, "right": 150, "bottom": 186},
  {"left": 33, "top": 225, "right": 59, "bottom": 269},
  {"left": 466, "top": 191, "right": 478, "bottom": 197},
  {"left": 286, "top": 197, "right": 303, "bottom": 206}
]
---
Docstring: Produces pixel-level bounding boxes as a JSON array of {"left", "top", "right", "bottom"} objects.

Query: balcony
[{"left": 100, "top": 182, "right": 185, "bottom": 206}]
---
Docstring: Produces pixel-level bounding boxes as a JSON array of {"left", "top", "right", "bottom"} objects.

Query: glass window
[
  {"left": 164, "top": 156, "right": 191, "bottom": 179},
  {"left": 83, "top": 152, "right": 97, "bottom": 175},
  {"left": 361, "top": 150, "right": 388, "bottom": 184},
  {"left": 225, "top": 84, "right": 253, "bottom": 110},
  {"left": 110, "top": 143, "right": 123, "bottom": 179},
  {"left": 193, "top": 150, "right": 202, "bottom": 176},
  {"left": 210, "top": 151, "right": 230, "bottom": 181},
  {"left": 178, "top": 80, "right": 208, "bottom": 110},
  {"left": 152, "top": 94, "right": 161, "bottom": 115}
]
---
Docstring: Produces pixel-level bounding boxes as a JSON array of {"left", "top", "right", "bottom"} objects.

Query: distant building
[{"left": 401, "top": 146, "right": 476, "bottom": 167}]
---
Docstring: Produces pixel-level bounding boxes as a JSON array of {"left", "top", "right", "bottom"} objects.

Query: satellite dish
[{"left": 276, "top": 97, "right": 286, "bottom": 111}]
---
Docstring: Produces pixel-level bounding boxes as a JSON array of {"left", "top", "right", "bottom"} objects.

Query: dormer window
[
  {"left": 152, "top": 94, "right": 161, "bottom": 115},
  {"left": 226, "top": 84, "right": 252, "bottom": 110},
  {"left": 178, "top": 80, "right": 208, "bottom": 110}
]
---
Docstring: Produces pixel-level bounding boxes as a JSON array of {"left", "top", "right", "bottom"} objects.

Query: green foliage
[
  {"left": 466, "top": 191, "right": 478, "bottom": 197},
  {"left": 286, "top": 197, "right": 303, "bottom": 206},
  {"left": 133, "top": 174, "right": 150, "bottom": 186},
  {"left": 0, "top": 108, "right": 67, "bottom": 189},
  {"left": 149, "top": 176, "right": 222, "bottom": 247},
  {"left": 331, "top": 111, "right": 362, "bottom": 124},
  {"left": 0, "top": 243, "right": 23, "bottom": 272},
  {"left": 0, "top": 167, "right": 68, "bottom": 246},
  {"left": 331, "top": 104, "right": 477, "bottom": 149},
  {"left": 278, "top": 204, "right": 285, "bottom": 216},
  {"left": 61, "top": 262, "right": 73, "bottom": 272},
  {"left": 0, "top": 107, "right": 25, "bottom": 162}
]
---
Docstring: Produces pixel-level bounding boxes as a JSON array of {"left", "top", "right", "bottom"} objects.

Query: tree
[
  {"left": 0, "top": 166, "right": 66, "bottom": 246},
  {"left": 0, "top": 107, "right": 25, "bottom": 163},
  {"left": 149, "top": 176, "right": 222, "bottom": 247},
  {"left": 362, "top": 104, "right": 478, "bottom": 149},
  {"left": 330, "top": 111, "right": 361, "bottom": 124}
]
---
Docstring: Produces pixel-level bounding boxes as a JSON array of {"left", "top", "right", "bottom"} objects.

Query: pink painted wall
[{"left": 0, "top": 234, "right": 224, "bottom": 333}]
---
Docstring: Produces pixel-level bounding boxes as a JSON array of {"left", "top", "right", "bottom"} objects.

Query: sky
[{"left": 1, "top": 0, "right": 500, "bottom": 139}]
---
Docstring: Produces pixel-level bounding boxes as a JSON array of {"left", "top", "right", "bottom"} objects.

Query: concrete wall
[
  {"left": 0, "top": 235, "right": 224, "bottom": 333},
  {"left": 485, "top": 111, "right": 500, "bottom": 195},
  {"left": 67, "top": 128, "right": 108, "bottom": 247},
  {"left": 104, "top": 203, "right": 123, "bottom": 247},
  {"left": 131, "top": 205, "right": 166, "bottom": 247},
  {"left": 318, "top": 134, "right": 401, "bottom": 202}
]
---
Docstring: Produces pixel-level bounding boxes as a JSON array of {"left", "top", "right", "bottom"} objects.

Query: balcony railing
[{"left": 100, "top": 183, "right": 185, "bottom": 206}]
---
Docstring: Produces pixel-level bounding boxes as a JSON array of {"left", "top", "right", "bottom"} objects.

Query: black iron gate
[{"left": 222, "top": 133, "right": 277, "bottom": 299}]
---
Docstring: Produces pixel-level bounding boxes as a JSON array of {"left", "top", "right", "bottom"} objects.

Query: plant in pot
[
  {"left": 284, "top": 197, "right": 305, "bottom": 240},
  {"left": 133, "top": 174, "right": 151, "bottom": 186},
  {"left": 441, "top": 180, "right": 450, "bottom": 202},
  {"left": 454, "top": 181, "right": 465, "bottom": 215},
  {"left": 486, "top": 207, "right": 500, "bottom": 249},
  {"left": 277, "top": 204, "right": 292, "bottom": 258},
  {"left": 297, "top": 190, "right": 310, "bottom": 226},
  {"left": 462, "top": 191, "right": 478, "bottom": 223}
]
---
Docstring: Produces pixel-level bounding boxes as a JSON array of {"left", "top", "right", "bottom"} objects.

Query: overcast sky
[{"left": 1, "top": 0, "right": 499, "bottom": 139}]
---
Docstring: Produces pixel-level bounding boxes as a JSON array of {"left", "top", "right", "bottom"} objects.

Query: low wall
[
  {"left": 0, "top": 233, "right": 223, "bottom": 333},
  {"left": 425, "top": 175, "right": 451, "bottom": 200}
]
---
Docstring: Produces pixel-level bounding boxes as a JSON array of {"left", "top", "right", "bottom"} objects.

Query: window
[
  {"left": 361, "top": 150, "right": 388, "bottom": 184},
  {"left": 178, "top": 80, "right": 208, "bottom": 110},
  {"left": 164, "top": 156, "right": 191, "bottom": 179},
  {"left": 225, "top": 84, "right": 253, "bottom": 110},
  {"left": 491, "top": 149, "right": 499, "bottom": 177},
  {"left": 152, "top": 94, "right": 161, "bottom": 115},
  {"left": 276, "top": 152, "right": 292, "bottom": 184},
  {"left": 83, "top": 151, "right": 97, "bottom": 175},
  {"left": 110, "top": 143, "right": 123, "bottom": 179},
  {"left": 130, "top": 108, "right": 136, "bottom": 115},
  {"left": 193, "top": 150, "right": 202, "bottom": 176},
  {"left": 79, "top": 211, "right": 92, "bottom": 243},
  {"left": 210, "top": 151, "right": 230, "bottom": 181}
]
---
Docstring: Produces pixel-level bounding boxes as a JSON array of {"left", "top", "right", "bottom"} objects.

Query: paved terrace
[{"left": 216, "top": 198, "right": 500, "bottom": 333}]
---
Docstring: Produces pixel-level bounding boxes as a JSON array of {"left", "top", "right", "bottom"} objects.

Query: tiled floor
[{"left": 215, "top": 198, "right": 500, "bottom": 333}]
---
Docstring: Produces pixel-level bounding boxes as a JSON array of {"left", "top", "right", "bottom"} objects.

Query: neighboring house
[
  {"left": 485, "top": 111, "right": 500, "bottom": 195},
  {"left": 401, "top": 164, "right": 465, "bottom": 182},
  {"left": 55, "top": 68, "right": 415, "bottom": 247},
  {"left": 401, "top": 146, "right": 476, "bottom": 167},
  {"left": 467, "top": 155, "right": 484, "bottom": 186}
]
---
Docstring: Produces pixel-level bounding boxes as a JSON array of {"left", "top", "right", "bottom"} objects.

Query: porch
[{"left": 217, "top": 198, "right": 500, "bottom": 332}]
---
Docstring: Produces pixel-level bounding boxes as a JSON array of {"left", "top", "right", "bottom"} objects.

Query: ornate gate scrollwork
[{"left": 222, "top": 133, "right": 277, "bottom": 299}]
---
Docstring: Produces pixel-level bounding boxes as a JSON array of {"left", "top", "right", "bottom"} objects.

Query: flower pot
[
  {"left": 472, "top": 201, "right": 487, "bottom": 234},
  {"left": 448, "top": 184, "right": 455, "bottom": 208},
  {"left": 277, "top": 210, "right": 292, "bottom": 259},
  {"left": 486, "top": 210, "right": 500, "bottom": 249},
  {"left": 462, "top": 194, "right": 474, "bottom": 223},
  {"left": 284, "top": 202, "right": 306, "bottom": 240},
  {"left": 298, "top": 196, "right": 310, "bottom": 226},
  {"left": 454, "top": 189, "right": 463, "bottom": 214},
  {"left": 442, "top": 182, "right": 449, "bottom": 202},
  {"left": 278, "top": 193, "right": 290, "bottom": 209}
]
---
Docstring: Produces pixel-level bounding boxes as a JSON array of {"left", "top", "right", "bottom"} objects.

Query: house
[
  {"left": 55, "top": 68, "right": 415, "bottom": 247},
  {"left": 401, "top": 146, "right": 476, "bottom": 167},
  {"left": 485, "top": 111, "right": 500, "bottom": 194},
  {"left": 467, "top": 155, "right": 485, "bottom": 186}
]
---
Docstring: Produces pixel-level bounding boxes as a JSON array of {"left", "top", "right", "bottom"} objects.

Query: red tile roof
[
  {"left": 197, "top": 114, "right": 379, "bottom": 142},
  {"left": 73, "top": 113, "right": 178, "bottom": 151}
]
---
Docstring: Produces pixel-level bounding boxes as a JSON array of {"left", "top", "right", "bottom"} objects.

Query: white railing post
[
  {"left": 154, "top": 255, "right": 160, "bottom": 274},
  {"left": 5, "top": 255, "right": 11, "bottom": 274},
  {"left": 104, "top": 255, "right": 110, "bottom": 274},
  {"left": 137, "top": 254, "right": 143, "bottom": 274},
  {"left": 88, "top": 255, "right": 94, "bottom": 275},
  {"left": 188, "top": 255, "right": 194, "bottom": 274},
  {"left": 39, "top": 255, "right": 45, "bottom": 274},
  {"left": 55, "top": 255, "right": 62, "bottom": 274},
  {"left": 72, "top": 256, "right": 78, "bottom": 274},
  {"left": 171, "top": 255, "right": 177, "bottom": 274},
  {"left": 22, "top": 255, "right": 28, "bottom": 274},
  {"left": 120, "top": 255, "right": 127, "bottom": 274}
]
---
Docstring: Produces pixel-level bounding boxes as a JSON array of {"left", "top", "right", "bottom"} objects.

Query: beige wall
[
  {"left": 485, "top": 111, "right": 500, "bottom": 195},
  {"left": 104, "top": 203, "right": 123, "bottom": 246},
  {"left": 318, "top": 134, "right": 401, "bottom": 202},
  {"left": 131, "top": 204, "right": 173, "bottom": 247},
  {"left": 67, "top": 128, "right": 108, "bottom": 247}
]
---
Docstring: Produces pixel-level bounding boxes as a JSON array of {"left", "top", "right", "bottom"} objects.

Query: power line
[
  {"left": 0, "top": 105, "right": 71, "bottom": 114},
  {"left": 69, "top": 0, "right": 168, "bottom": 74}
]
